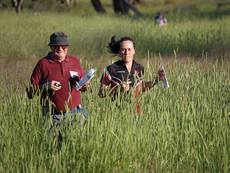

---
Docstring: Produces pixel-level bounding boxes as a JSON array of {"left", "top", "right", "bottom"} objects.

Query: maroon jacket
[{"left": 31, "top": 53, "right": 84, "bottom": 113}]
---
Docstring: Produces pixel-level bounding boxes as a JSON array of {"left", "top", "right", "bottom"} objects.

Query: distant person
[
  {"left": 98, "top": 36, "right": 166, "bottom": 114},
  {"left": 154, "top": 12, "right": 167, "bottom": 26},
  {"left": 27, "top": 32, "right": 90, "bottom": 127}
]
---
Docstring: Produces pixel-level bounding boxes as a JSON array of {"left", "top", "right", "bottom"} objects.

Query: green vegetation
[
  {"left": 1, "top": 57, "right": 229, "bottom": 172},
  {"left": 0, "top": 2, "right": 230, "bottom": 172},
  {"left": 0, "top": 12, "right": 229, "bottom": 60}
]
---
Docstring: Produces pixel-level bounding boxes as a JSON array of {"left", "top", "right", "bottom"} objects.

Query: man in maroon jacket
[{"left": 27, "top": 32, "right": 89, "bottom": 126}]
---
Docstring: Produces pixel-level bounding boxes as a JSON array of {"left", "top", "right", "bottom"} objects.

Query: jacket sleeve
[
  {"left": 26, "top": 61, "right": 45, "bottom": 99},
  {"left": 100, "top": 67, "right": 112, "bottom": 86},
  {"left": 30, "top": 61, "right": 43, "bottom": 87}
]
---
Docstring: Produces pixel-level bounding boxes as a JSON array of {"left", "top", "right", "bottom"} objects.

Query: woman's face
[{"left": 119, "top": 40, "right": 135, "bottom": 64}]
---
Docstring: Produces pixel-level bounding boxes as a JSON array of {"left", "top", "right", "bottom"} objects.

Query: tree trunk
[
  {"left": 59, "top": 0, "right": 78, "bottom": 7},
  {"left": 0, "top": 0, "right": 3, "bottom": 8},
  {"left": 12, "top": 0, "right": 24, "bottom": 13},
  {"left": 91, "top": 0, "right": 106, "bottom": 13},
  {"left": 113, "top": 0, "right": 129, "bottom": 15},
  {"left": 113, "top": 0, "right": 142, "bottom": 16},
  {"left": 123, "top": 0, "right": 142, "bottom": 16},
  {"left": 134, "top": 0, "right": 144, "bottom": 3}
]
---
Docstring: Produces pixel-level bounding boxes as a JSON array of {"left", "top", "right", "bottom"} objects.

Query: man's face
[
  {"left": 119, "top": 40, "right": 135, "bottom": 64},
  {"left": 51, "top": 45, "right": 68, "bottom": 61}
]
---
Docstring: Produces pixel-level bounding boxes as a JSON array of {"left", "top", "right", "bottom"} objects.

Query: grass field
[
  {"left": 0, "top": 10, "right": 229, "bottom": 59},
  {"left": 0, "top": 5, "right": 230, "bottom": 173}
]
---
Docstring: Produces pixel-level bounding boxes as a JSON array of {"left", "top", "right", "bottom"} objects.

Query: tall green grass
[
  {"left": 0, "top": 57, "right": 229, "bottom": 172},
  {"left": 0, "top": 12, "right": 229, "bottom": 60},
  {"left": 0, "top": 10, "right": 229, "bottom": 173}
]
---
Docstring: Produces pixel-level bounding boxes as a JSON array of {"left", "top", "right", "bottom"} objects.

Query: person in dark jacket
[{"left": 99, "top": 36, "right": 165, "bottom": 114}]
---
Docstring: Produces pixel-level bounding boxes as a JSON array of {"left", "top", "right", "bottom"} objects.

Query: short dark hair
[{"left": 108, "top": 36, "right": 135, "bottom": 54}]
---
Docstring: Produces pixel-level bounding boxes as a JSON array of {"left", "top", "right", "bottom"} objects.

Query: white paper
[{"left": 76, "top": 68, "right": 96, "bottom": 90}]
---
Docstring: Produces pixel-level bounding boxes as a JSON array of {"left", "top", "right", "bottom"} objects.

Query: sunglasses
[{"left": 51, "top": 45, "right": 68, "bottom": 50}]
